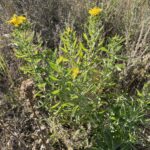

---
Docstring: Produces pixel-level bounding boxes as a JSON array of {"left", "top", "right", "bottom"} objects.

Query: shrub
[{"left": 8, "top": 10, "right": 149, "bottom": 149}]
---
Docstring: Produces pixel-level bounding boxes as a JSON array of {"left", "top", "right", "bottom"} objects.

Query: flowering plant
[{"left": 8, "top": 14, "right": 27, "bottom": 27}]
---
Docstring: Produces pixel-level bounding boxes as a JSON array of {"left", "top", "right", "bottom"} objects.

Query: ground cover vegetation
[{"left": 0, "top": 0, "right": 150, "bottom": 149}]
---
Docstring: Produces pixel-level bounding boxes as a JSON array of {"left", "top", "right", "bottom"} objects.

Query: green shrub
[{"left": 9, "top": 11, "right": 149, "bottom": 149}]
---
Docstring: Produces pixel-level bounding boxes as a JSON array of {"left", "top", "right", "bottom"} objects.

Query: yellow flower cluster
[
  {"left": 89, "top": 7, "right": 102, "bottom": 16},
  {"left": 8, "top": 14, "right": 27, "bottom": 27}
]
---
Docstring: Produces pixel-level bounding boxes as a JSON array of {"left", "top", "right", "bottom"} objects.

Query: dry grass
[
  {"left": 101, "top": 0, "right": 150, "bottom": 92},
  {"left": 1, "top": 0, "right": 89, "bottom": 48}
]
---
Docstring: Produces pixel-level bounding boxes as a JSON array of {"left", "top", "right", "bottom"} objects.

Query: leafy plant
[{"left": 9, "top": 7, "right": 149, "bottom": 149}]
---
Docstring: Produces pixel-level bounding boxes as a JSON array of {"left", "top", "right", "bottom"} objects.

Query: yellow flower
[
  {"left": 71, "top": 67, "right": 79, "bottom": 79},
  {"left": 88, "top": 7, "right": 102, "bottom": 16},
  {"left": 7, "top": 14, "right": 27, "bottom": 27}
]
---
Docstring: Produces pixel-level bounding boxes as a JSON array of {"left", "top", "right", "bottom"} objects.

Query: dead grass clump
[{"left": 102, "top": 0, "right": 150, "bottom": 92}]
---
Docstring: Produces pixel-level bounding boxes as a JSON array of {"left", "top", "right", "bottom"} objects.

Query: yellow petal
[
  {"left": 7, "top": 14, "right": 27, "bottom": 27},
  {"left": 88, "top": 7, "right": 102, "bottom": 16}
]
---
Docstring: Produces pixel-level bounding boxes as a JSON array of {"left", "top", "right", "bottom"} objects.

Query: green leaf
[
  {"left": 80, "top": 42, "right": 88, "bottom": 52},
  {"left": 0, "top": 55, "right": 6, "bottom": 71},
  {"left": 51, "top": 89, "right": 60, "bottom": 95},
  {"left": 110, "top": 116, "right": 116, "bottom": 121},
  {"left": 73, "top": 38, "right": 77, "bottom": 48},
  {"left": 51, "top": 102, "right": 61, "bottom": 109},
  {"left": 54, "top": 102, "right": 74, "bottom": 115},
  {"left": 37, "top": 83, "right": 46, "bottom": 90},
  {"left": 60, "top": 47, "right": 68, "bottom": 53},
  {"left": 49, "top": 75, "right": 59, "bottom": 81},
  {"left": 49, "top": 62, "right": 60, "bottom": 72},
  {"left": 61, "top": 102, "right": 74, "bottom": 108},
  {"left": 136, "top": 90, "right": 143, "bottom": 97},
  {"left": 56, "top": 56, "right": 68, "bottom": 64},
  {"left": 71, "top": 94, "right": 79, "bottom": 100},
  {"left": 71, "top": 105, "right": 79, "bottom": 118},
  {"left": 115, "top": 64, "right": 124, "bottom": 71},
  {"left": 100, "top": 47, "right": 109, "bottom": 53},
  {"left": 83, "top": 33, "right": 88, "bottom": 41},
  {"left": 99, "top": 110, "right": 106, "bottom": 115}
]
